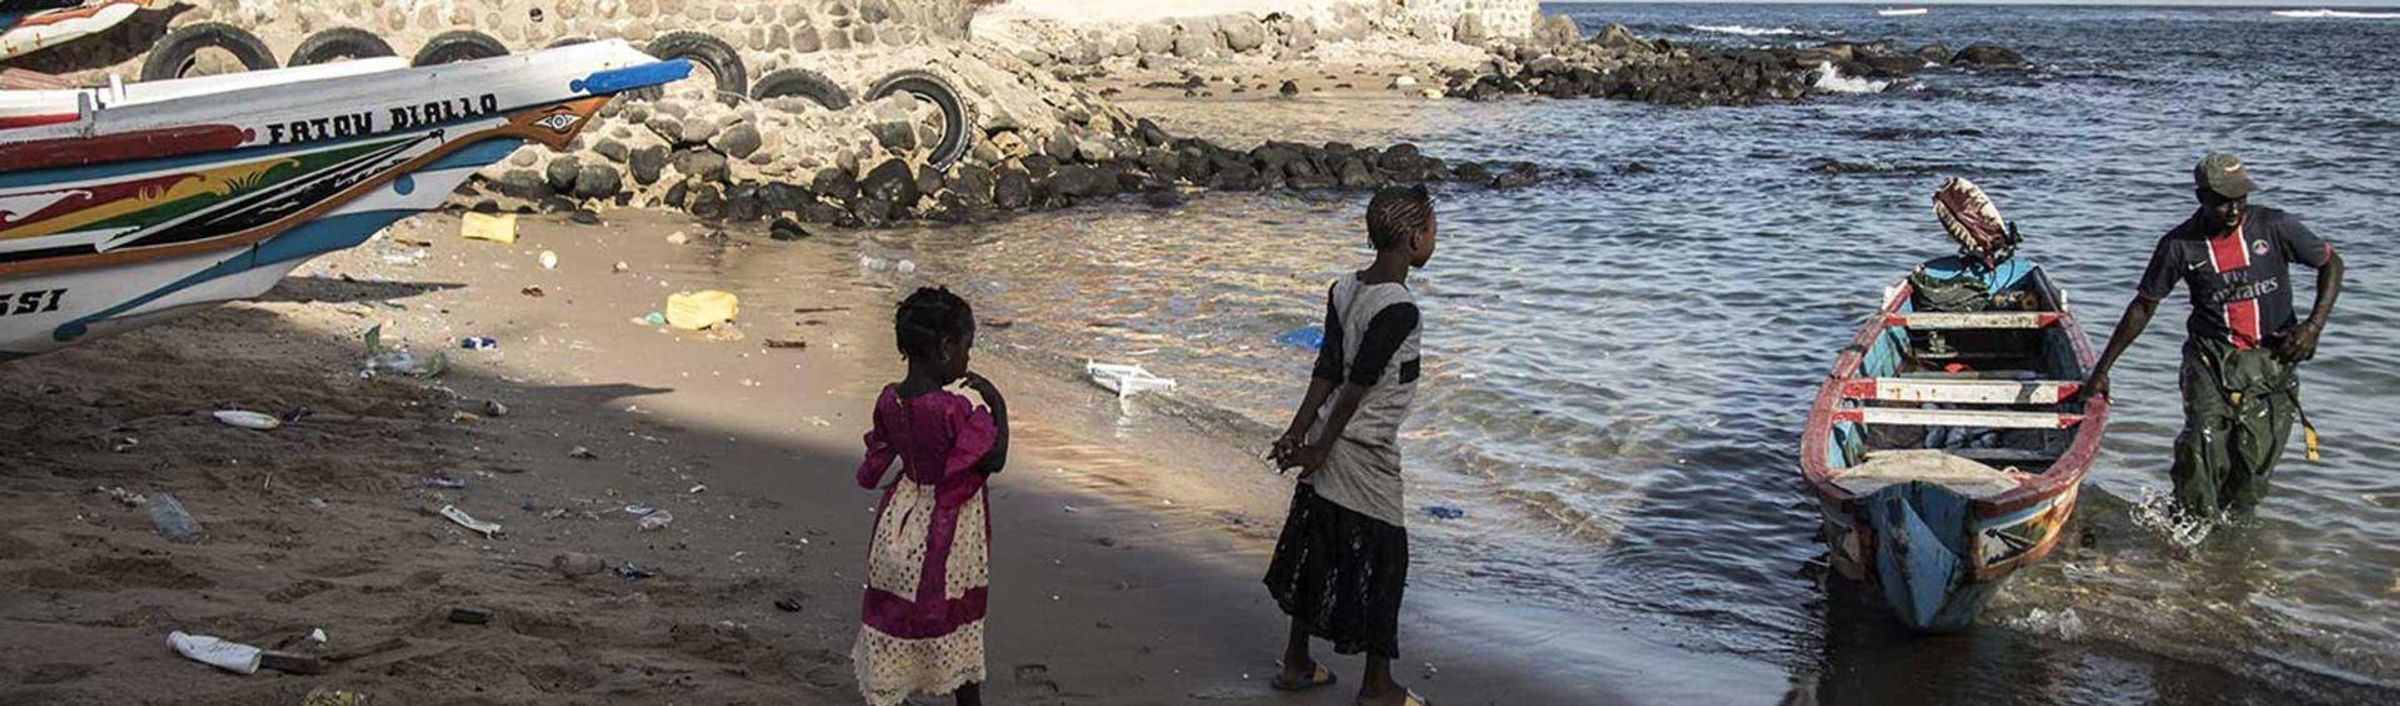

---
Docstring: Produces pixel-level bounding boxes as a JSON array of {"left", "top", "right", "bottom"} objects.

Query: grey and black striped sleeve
[
  {"left": 1310, "top": 284, "right": 1346, "bottom": 383},
  {"left": 1348, "top": 304, "right": 1419, "bottom": 387}
]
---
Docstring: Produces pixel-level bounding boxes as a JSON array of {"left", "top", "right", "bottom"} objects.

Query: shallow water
[{"left": 827, "top": 4, "right": 2396, "bottom": 702}]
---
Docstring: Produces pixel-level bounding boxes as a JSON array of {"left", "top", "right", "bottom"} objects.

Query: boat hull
[
  {"left": 1, "top": 41, "right": 688, "bottom": 360},
  {"left": 0, "top": 140, "right": 505, "bottom": 359},
  {"left": 1798, "top": 259, "right": 2106, "bottom": 633}
]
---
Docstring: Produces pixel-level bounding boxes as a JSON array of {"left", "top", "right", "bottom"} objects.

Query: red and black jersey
[{"left": 2137, "top": 206, "right": 2334, "bottom": 350}]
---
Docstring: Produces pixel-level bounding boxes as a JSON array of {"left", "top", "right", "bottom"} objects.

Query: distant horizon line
[{"left": 1542, "top": 1, "right": 2400, "bottom": 8}]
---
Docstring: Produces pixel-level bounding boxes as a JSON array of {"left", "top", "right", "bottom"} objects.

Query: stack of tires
[{"left": 136, "top": 24, "right": 972, "bottom": 170}]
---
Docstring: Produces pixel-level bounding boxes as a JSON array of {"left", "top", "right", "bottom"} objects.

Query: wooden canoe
[{"left": 1798, "top": 256, "right": 2109, "bottom": 632}]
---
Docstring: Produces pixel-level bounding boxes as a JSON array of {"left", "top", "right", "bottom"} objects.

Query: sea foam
[
  {"left": 1810, "top": 61, "right": 1890, "bottom": 94},
  {"left": 2272, "top": 9, "right": 2400, "bottom": 19},
  {"left": 1688, "top": 24, "right": 1814, "bottom": 37}
]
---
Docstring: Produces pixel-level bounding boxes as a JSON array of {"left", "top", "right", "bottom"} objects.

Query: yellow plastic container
[
  {"left": 459, "top": 212, "right": 517, "bottom": 244},
  {"left": 665, "top": 290, "right": 739, "bottom": 331}
]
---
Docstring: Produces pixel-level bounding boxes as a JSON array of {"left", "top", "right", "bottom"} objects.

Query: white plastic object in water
[
  {"left": 168, "top": 631, "right": 261, "bottom": 675},
  {"left": 1085, "top": 361, "right": 1176, "bottom": 399},
  {"left": 212, "top": 410, "right": 281, "bottom": 430}
]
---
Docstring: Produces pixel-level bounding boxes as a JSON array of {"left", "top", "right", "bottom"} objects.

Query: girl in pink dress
[{"left": 853, "top": 287, "right": 1008, "bottom": 706}]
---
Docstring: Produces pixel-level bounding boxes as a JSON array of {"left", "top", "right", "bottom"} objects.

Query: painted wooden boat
[
  {"left": 0, "top": 39, "right": 688, "bottom": 360},
  {"left": 1798, "top": 256, "right": 2109, "bottom": 632},
  {"left": 1, "top": 1, "right": 170, "bottom": 64}
]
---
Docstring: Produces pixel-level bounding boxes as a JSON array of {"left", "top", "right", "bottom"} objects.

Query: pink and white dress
[{"left": 852, "top": 385, "right": 996, "bottom": 705}]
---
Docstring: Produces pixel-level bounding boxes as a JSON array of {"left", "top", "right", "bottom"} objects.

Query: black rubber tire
[
  {"left": 288, "top": 27, "right": 397, "bottom": 66},
  {"left": 411, "top": 29, "right": 509, "bottom": 67},
  {"left": 643, "top": 31, "right": 746, "bottom": 106},
  {"left": 866, "top": 70, "right": 975, "bottom": 171},
  {"left": 750, "top": 67, "right": 853, "bottom": 111},
  {"left": 140, "top": 22, "right": 277, "bottom": 81}
]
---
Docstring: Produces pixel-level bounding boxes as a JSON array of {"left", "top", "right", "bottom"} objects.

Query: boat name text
[{"left": 266, "top": 94, "right": 502, "bottom": 145}]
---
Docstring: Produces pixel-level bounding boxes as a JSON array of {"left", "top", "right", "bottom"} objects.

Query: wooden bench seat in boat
[{"left": 1833, "top": 449, "right": 2027, "bottom": 498}]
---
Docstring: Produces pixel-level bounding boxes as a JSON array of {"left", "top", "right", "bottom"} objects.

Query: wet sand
[{"left": 0, "top": 210, "right": 1771, "bottom": 704}]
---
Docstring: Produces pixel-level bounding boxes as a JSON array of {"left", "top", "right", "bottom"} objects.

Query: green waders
[{"left": 2171, "top": 338, "right": 2305, "bottom": 517}]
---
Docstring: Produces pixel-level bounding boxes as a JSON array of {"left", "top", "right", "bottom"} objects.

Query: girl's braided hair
[{"left": 893, "top": 286, "right": 974, "bottom": 361}]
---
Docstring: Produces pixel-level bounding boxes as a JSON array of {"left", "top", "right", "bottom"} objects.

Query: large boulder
[
  {"left": 545, "top": 155, "right": 582, "bottom": 192},
  {"left": 572, "top": 164, "right": 621, "bottom": 200},
  {"left": 947, "top": 164, "right": 997, "bottom": 209},
  {"left": 1454, "top": 14, "right": 1488, "bottom": 45},
  {"left": 1049, "top": 165, "right": 1117, "bottom": 199},
  {"left": 490, "top": 169, "right": 551, "bottom": 200},
  {"left": 678, "top": 115, "right": 720, "bottom": 146},
  {"left": 761, "top": 182, "right": 813, "bottom": 214},
  {"left": 812, "top": 168, "right": 860, "bottom": 203},
  {"left": 593, "top": 138, "right": 630, "bottom": 163},
  {"left": 1219, "top": 15, "right": 1268, "bottom": 53},
  {"left": 1534, "top": 15, "right": 1581, "bottom": 46},
  {"left": 711, "top": 123, "right": 763, "bottom": 160},
  {"left": 1209, "top": 162, "right": 1262, "bottom": 191},
  {"left": 1135, "top": 23, "right": 1174, "bottom": 54},
  {"left": 629, "top": 145, "right": 668, "bottom": 185},
  {"left": 1595, "top": 23, "right": 1656, "bottom": 54},
  {"left": 866, "top": 99, "right": 917, "bottom": 153},
  {"left": 1952, "top": 44, "right": 2028, "bottom": 71},
  {"left": 671, "top": 148, "right": 729, "bottom": 184},
  {"left": 1172, "top": 18, "right": 1223, "bottom": 59},
  {"left": 856, "top": 159, "right": 920, "bottom": 220},
  {"left": 723, "top": 183, "right": 768, "bottom": 222},
  {"left": 992, "top": 165, "right": 1033, "bottom": 210}
]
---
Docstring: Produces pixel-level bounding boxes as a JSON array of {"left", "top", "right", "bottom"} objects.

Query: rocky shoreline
[
  {"left": 462, "top": 43, "right": 1582, "bottom": 232},
  {"left": 1444, "top": 25, "right": 2033, "bottom": 106},
  {"left": 446, "top": 10, "right": 2029, "bottom": 229}
]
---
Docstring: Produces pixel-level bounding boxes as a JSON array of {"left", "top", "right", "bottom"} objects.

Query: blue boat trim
[{"left": 572, "top": 60, "right": 692, "bottom": 96}]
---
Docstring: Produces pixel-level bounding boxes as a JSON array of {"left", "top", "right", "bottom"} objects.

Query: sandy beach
[
  {"left": 0, "top": 209, "right": 1771, "bottom": 704},
  {"left": 12, "top": 2, "right": 2391, "bottom": 704}
]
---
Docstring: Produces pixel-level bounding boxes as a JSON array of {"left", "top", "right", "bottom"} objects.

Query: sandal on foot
[{"left": 1270, "top": 664, "right": 1337, "bottom": 691}]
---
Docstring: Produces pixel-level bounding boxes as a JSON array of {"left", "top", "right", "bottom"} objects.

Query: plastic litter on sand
[
  {"left": 666, "top": 290, "right": 740, "bottom": 331},
  {"left": 147, "top": 492, "right": 202, "bottom": 541},
  {"left": 459, "top": 212, "right": 517, "bottom": 244},
  {"left": 638, "top": 511, "right": 675, "bottom": 531},
  {"left": 440, "top": 505, "right": 501, "bottom": 537},
  {"left": 212, "top": 410, "right": 281, "bottom": 430},
  {"left": 169, "top": 631, "right": 262, "bottom": 675}
]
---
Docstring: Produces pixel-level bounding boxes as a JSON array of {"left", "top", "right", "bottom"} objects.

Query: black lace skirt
[{"left": 1262, "top": 482, "right": 1409, "bottom": 658}]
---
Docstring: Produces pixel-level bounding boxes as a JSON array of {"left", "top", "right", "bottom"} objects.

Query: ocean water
[{"left": 841, "top": 4, "right": 2398, "bottom": 702}]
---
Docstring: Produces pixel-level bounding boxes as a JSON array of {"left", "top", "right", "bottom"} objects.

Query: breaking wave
[
  {"left": 1687, "top": 24, "right": 1818, "bottom": 37},
  {"left": 1809, "top": 61, "right": 1889, "bottom": 94},
  {"left": 2272, "top": 9, "right": 2400, "bottom": 19}
]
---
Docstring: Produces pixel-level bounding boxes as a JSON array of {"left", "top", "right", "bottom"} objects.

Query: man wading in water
[
  {"left": 2083, "top": 153, "right": 2345, "bottom": 520},
  {"left": 1265, "top": 186, "right": 1436, "bottom": 706}
]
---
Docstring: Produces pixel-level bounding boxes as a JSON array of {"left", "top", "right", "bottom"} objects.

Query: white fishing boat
[
  {"left": 0, "top": 39, "right": 688, "bottom": 360},
  {"left": 1878, "top": 8, "right": 1930, "bottom": 18}
]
